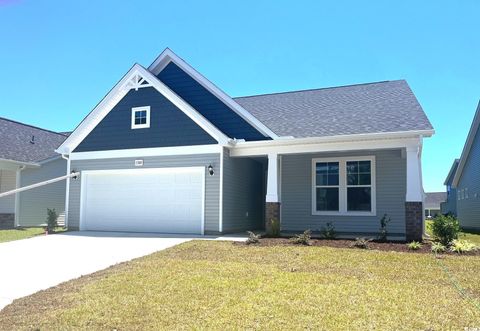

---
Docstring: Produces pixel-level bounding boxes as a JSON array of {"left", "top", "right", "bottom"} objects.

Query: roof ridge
[
  {"left": 0, "top": 116, "right": 68, "bottom": 137},
  {"left": 233, "top": 80, "right": 404, "bottom": 99}
]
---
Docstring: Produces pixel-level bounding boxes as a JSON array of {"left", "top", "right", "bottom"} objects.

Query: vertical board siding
[
  {"left": 74, "top": 87, "right": 216, "bottom": 152},
  {"left": 281, "top": 149, "right": 406, "bottom": 236},
  {"left": 457, "top": 128, "right": 480, "bottom": 229},
  {"left": 0, "top": 170, "right": 16, "bottom": 213},
  {"left": 222, "top": 149, "right": 264, "bottom": 232},
  {"left": 18, "top": 158, "right": 67, "bottom": 226},
  {"left": 68, "top": 154, "right": 220, "bottom": 232},
  {"left": 157, "top": 62, "right": 269, "bottom": 141}
]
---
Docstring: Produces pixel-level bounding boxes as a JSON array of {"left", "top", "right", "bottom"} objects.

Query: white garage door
[{"left": 80, "top": 167, "right": 205, "bottom": 234}]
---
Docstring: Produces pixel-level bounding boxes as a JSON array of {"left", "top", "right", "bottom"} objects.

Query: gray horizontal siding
[
  {"left": 281, "top": 149, "right": 406, "bottom": 237},
  {"left": 75, "top": 86, "right": 216, "bottom": 152},
  {"left": 18, "top": 157, "right": 67, "bottom": 226},
  {"left": 222, "top": 149, "right": 264, "bottom": 233},
  {"left": 68, "top": 154, "right": 220, "bottom": 232},
  {"left": 457, "top": 128, "right": 480, "bottom": 230},
  {"left": 0, "top": 170, "right": 16, "bottom": 214}
]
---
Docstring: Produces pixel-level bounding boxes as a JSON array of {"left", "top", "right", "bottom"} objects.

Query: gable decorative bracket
[{"left": 123, "top": 73, "right": 152, "bottom": 91}]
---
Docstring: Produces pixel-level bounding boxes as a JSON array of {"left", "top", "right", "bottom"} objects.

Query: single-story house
[
  {"left": 424, "top": 192, "right": 446, "bottom": 218},
  {"left": 56, "top": 48, "right": 434, "bottom": 241},
  {"left": 440, "top": 159, "right": 459, "bottom": 216},
  {"left": 450, "top": 101, "right": 480, "bottom": 230},
  {"left": 0, "top": 117, "right": 68, "bottom": 228}
]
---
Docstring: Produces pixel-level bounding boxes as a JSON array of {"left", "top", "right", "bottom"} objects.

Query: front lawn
[
  {"left": 0, "top": 241, "right": 479, "bottom": 330},
  {"left": 0, "top": 227, "right": 45, "bottom": 243}
]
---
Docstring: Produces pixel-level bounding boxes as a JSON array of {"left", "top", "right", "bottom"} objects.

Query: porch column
[
  {"left": 405, "top": 146, "right": 423, "bottom": 241},
  {"left": 266, "top": 153, "right": 280, "bottom": 234}
]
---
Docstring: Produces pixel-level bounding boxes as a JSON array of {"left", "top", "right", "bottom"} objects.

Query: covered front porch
[{"left": 229, "top": 133, "right": 426, "bottom": 241}]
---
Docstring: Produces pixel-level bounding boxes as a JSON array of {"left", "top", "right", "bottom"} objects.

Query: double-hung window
[
  {"left": 312, "top": 156, "right": 376, "bottom": 216},
  {"left": 131, "top": 106, "right": 151, "bottom": 129}
]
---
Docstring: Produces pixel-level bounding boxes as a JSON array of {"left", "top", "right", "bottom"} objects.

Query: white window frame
[
  {"left": 311, "top": 156, "right": 376, "bottom": 216},
  {"left": 131, "top": 106, "right": 151, "bottom": 129}
]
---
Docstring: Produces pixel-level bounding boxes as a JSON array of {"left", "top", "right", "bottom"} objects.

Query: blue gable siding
[
  {"left": 74, "top": 87, "right": 217, "bottom": 152},
  {"left": 157, "top": 62, "right": 270, "bottom": 141}
]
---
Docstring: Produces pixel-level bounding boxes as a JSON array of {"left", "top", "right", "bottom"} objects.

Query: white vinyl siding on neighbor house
[
  {"left": 312, "top": 156, "right": 376, "bottom": 216},
  {"left": 0, "top": 170, "right": 16, "bottom": 214},
  {"left": 18, "top": 157, "right": 67, "bottom": 226}
]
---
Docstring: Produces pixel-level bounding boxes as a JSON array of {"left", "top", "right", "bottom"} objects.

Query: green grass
[
  {"left": 0, "top": 227, "right": 45, "bottom": 243},
  {"left": 0, "top": 227, "right": 66, "bottom": 243},
  {"left": 0, "top": 241, "right": 479, "bottom": 330},
  {"left": 426, "top": 220, "right": 480, "bottom": 245}
]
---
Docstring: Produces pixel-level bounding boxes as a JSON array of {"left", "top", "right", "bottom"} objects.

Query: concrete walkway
[{"left": 0, "top": 231, "right": 245, "bottom": 310}]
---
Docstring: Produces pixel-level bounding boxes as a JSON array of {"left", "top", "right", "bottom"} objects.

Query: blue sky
[{"left": 0, "top": 0, "right": 479, "bottom": 192}]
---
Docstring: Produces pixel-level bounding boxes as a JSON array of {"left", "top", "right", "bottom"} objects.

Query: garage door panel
[{"left": 81, "top": 168, "right": 204, "bottom": 234}]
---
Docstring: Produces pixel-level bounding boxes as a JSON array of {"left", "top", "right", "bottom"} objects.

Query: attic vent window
[{"left": 131, "top": 106, "right": 151, "bottom": 129}]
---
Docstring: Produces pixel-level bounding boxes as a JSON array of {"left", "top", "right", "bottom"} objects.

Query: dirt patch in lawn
[{"left": 236, "top": 237, "right": 480, "bottom": 255}]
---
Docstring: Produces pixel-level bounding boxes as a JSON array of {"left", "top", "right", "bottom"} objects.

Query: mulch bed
[{"left": 235, "top": 237, "right": 480, "bottom": 255}]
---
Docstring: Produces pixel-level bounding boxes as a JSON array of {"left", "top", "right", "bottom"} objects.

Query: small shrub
[
  {"left": 46, "top": 208, "right": 58, "bottom": 233},
  {"left": 378, "top": 214, "right": 391, "bottom": 242},
  {"left": 431, "top": 215, "right": 461, "bottom": 246},
  {"left": 267, "top": 218, "right": 281, "bottom": 237},
  {"left": 351, "top": 237, "right": 372, "bottom": 249},
  {"left": 290, "top": 230, "right": 312, "bottom": 246},
  {"left": 431, "top": 242, "right": 446, "bottom": 254},
  {"left": 450, "top": 239, "right": 477, "bottom": 253},
  {"left": 321, "top": 222, "right": 336, "bottom": 239},
  {"left": 407, "top": 241, "right": 422, "bottom": 250},
  {"left": 246, "top": 231, "right": 261, "bottom": 245}
]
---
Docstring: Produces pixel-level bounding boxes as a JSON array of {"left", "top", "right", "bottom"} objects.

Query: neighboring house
[
  {"left": 440, "top": 159, "right": 459, "bottom": 215},
  {"left": 56, "top": 48, "right": 434, "bottom": 241},
  {"left": 451, "top": 102, "right": 480, "bottom": 230},
  {"left": 0, "top": 117, "right": 68, "bottom": 228},
  {"left": 424, "top": 192, "right": 446, "bottom": 218}
]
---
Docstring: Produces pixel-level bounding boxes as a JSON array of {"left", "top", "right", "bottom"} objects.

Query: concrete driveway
[{"left": 0, "top": 231, "right": 244, "bottom": 310}]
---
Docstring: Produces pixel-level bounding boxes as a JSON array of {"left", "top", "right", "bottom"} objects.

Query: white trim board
[
  {"left": 56, "top": 64, "right": 230, "bottom": 155},
  {"left": 148, "top": 48, "right": 279, "bottom": 140},
  {"left": 69, "top": 144, "right": 223, "bottom": 161}
]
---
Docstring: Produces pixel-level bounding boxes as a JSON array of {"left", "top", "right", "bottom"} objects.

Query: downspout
[
  {"left": 62, "top": 154, "right": 70, "bottom": 229},
  {"left": 14, "top": 165, "right": 26, "bottom": 227}
]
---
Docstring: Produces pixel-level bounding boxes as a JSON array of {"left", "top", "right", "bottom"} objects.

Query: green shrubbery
[
  {"left": 246, "top": 231, "right": 261, "bottom": 245},
  {"left": 46, "top": 208, "right": 58, "bottom": 233},
  {"left": 321, "top": 222, "right": 336, "bottom": 239},
  {"left": 430, "top": 215, "right": 460, "bottom": 246},
  {"left": 351, "top": 237, "right": 372, "bottom": 249},
  {"left": 267, "top": 218, "right": 281, "bottom": 237},
  {"left": 431, "top": 242, "right": 446, "bottom": 254},
  {"left": 290, "top": 230, "right": 312, "bottom": 246},
  {"left": 449, "top": 239, "right": 478, "bottom": 253},
  {"left": 407, "top": 241, "right": 422, "bottom": 250}
]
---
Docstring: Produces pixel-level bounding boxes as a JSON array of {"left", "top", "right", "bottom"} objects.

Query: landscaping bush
[
  {"left": 431, "top": 242, "right": 446, "bottom": 254},
  {"left": 246, "top": 231, "right": 261, "bottom": 245},
  {"left": 46, "top": 208, "right": 58, "bottom": 233},
  {"left": 321, "top": 222, "right": 336, "bottom": 239},
  {"left": 351, "top": 237, "right": 372, "bottom": 249},
  {"left": 450, "top": 239, "right": 477, "bottom": 254},
  {"left": 267, "top": 217, "right": 281, "bottom": 237},
  {"left": 378, "top": 214, "right": 391, "bottom": 242},
  {"left": 430, "top": 214, "right": 460, "bottom": 246},
  {"left": 407, "top": 241, "right": 422, "bottom": 250},
  {"left": 290, "top": 230, "right": 312, "bottom": 246}
]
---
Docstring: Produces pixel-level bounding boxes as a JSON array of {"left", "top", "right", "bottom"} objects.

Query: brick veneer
[
  {"left": 405, "top": 202, "right": 423, "bottom": 241},
  {"left": 0, "top": 213, "right": 14, "bottom": 230},
  {"left": 265, "top": 202, "right": 280, "bottom": 234}
]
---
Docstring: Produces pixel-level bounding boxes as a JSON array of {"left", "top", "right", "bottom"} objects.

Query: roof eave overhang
[
  {"left": 0, "top": 158, "right": 40, "bottom": 169},
  {"left": 228, "top": 129, "right": 434, "bottom": 157}
]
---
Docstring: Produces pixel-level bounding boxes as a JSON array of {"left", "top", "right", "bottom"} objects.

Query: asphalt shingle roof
[
  {"left": 0, "top": 117, "right": 67, "bottom": 163},
  {"left": 234, "top": 80, "right": 433, "bottom": 138},
  {"left": 424, "top": 192, "right": 447, "bottom": 209}
]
